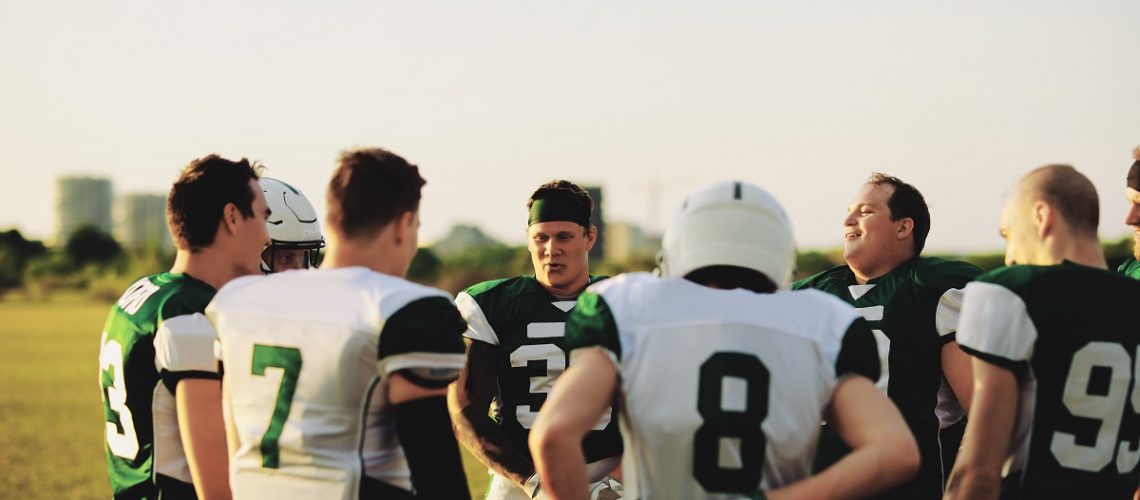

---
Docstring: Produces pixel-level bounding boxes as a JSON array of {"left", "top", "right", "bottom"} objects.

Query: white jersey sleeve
[
  {"left": 154, "top": 312, "right": 220, "bottom": 378},
  {"left": 455, "top": 290, "right": 499, "bottom": 345},
  {"left": 957, "top": 281, "right": 1038, "bottom": 367}
]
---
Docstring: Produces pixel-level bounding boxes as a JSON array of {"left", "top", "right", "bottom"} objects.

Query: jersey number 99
[{"left": 1053, "top": 341, "right": 1140, "bottom": 473}]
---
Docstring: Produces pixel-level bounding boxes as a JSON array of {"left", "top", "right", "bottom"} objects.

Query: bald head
[{"left": 1017, "top": 164, "right": 1099, "bottom": 237}]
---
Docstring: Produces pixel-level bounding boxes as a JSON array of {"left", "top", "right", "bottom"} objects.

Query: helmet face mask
[
  {"left": 259, "top": 177, "right": 325, "bottom": 274},
  {"left": 659, "top": 181, "right": 797, "bottom": 289}
]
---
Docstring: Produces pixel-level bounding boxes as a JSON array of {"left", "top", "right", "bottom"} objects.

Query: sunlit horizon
[{"left": 2, "top": 1, "right": 1138, "bottom": 254}]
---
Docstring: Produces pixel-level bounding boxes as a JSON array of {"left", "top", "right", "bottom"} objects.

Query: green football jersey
[
  {"left": 98, "top": 273, "right": 219, "bottom": 499},
  {"left": 793, "top": 257, "right": 980, "bottom": 499},
  {"left": 957, "top": 262, "right": 1140, "bottom": 500},
  {"left": 1119, "top": 256, "right": 1140, "bottom": 280},
  {"left": 456, "top": 276, "right": 622, "bottom": 464}
]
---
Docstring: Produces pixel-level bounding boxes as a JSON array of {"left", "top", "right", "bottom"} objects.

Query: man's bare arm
[
  {"left": 529, "top": 348, "right": 617, "bottom": 500},
  {"left": 944, "top": 358, "right": 1019, "bottom": 500},
  {"left": 447, "top": 339, "right": 537, "bottom": 487},
  {"left": 769, "top": 375, "right": 919, "bottom": 500},
  {"left": 176, "top": 378, "right": 231, "bottom": 500},
  {"left": 942, "top": 341, "right": 975, "bottom": 414}
]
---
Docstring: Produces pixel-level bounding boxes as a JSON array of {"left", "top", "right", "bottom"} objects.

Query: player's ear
[
  {"left": 584, "top": 225, "right": 598, "bottom": 251},
  {"left": 1034, "top": 200, "right": 1053, "bottom": 239},
  {"left": 222, "top": 203, "right": 241, "bottom": 234},
  {"left": 896, "top": 218, "right": 914, "bottom": 240}
]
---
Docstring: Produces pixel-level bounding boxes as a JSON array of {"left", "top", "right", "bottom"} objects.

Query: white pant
[{"left": 484, "top": 456, "right": 621, "bottom": 500}]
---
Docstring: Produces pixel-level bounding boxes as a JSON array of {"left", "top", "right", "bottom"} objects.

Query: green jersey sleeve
[
  {"left": 916, "top": 258, "right": 982, "bottom": 345},
  {"left": 1119, "top": 257, "right": 1140, "bottom": 280},
  {"left": 378, "top": 296, "right": 468, "bottom": 377},
  {"left": 564, "top": 291, "right": 622, "bottom": 362}
]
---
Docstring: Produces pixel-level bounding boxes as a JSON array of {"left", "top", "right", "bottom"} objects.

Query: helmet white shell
[
  {"left": 659, "top": 181, "right": 796, "bottom": 288},
  {"left": 260, "top": 177, "right": 324, "bottom": 272}
]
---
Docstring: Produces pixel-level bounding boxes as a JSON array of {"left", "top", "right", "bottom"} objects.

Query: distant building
[
  {"left": 432, "top": 224, "right": 504, "bottom": 257},
  {"left": 585, "top": 185, "right": 605, "bottom": 260},
  {"left": 116, "top": 193, "right": 172, "bottom": 252},
  {"left": 604, "top": 222, "right": 661, "bottom": 264},
  {"left": 56, "top": 176, "right": 113, "bottom": 244}
]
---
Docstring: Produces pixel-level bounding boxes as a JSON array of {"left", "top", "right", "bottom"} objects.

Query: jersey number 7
[{"left": 251, "top": 344, "right": 302, "bottom": 469}]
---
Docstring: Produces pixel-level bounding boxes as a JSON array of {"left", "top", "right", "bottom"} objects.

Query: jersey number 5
[
  {"left": 694, "top": 352, "right": 770, "bottom": 494},
  {"left": 251, "top": 344, "right": 302, "bottom": 469}
]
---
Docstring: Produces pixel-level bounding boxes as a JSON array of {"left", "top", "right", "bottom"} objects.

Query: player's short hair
[
  {"left": 327, "top": 148, "right": 426, "bottom": 240},
  {"left": 527, "top": 180, "right": 594, "bottom": 234},
  {"left": 868, "top": 172, "right": 931, "bottom": 256},
  {"left": 1022, "top": 164, "right": 1099, "bottom": 237},
  {"left": 167, "top": 155, "right": 261, "bottom": 252},
  {"left": 685, "top": 265, "right": 778, "bottom": 294}
]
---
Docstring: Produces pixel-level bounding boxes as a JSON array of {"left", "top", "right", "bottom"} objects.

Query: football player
[
  {"left": 946, "top": 165, "right": 1140, "bottom": 499},
  {"left": 259, "top": 177, "right": 325, "bottom": 273},
  {"left": 449, "top": 180, "right": 623, "bottom": 499},
  {"left": 794, "top": 172, "right": 980, "bottom": 498},
  {"left": 98, "top": 155, "right": 269, "bottom": 499},
  {"left": 1119, "top": 146, "right": 1140, "bottom": 279},
  {"left": 208, "top": 148, "right": 469, "bottom": 499},
  {"left": 530, "top": 181, "right": 919, "bottom": 499}
]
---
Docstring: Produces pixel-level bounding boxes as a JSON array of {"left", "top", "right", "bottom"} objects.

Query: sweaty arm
[
  {"left": 176, "top": 379, "right": 231, "bottom": 500},
  {"left": 448, "top": 339, "right": 538, "bottom": 487},
  {"left": 157, "top": 312, "right": 231, "bottom": 500},
  {"left": 942, "top": 341, "right": 974, "bottom": 413},
  {"left": 937, "top": 286, "right": 975, "bottom": 413},
  {"left": 529, "top": 348, "right": 619, "bottom": 500},
  {"left": 943, "top": 359, "right": 1018, "bottom": 500}
]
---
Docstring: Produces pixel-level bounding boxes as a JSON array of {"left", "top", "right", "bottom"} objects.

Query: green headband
[{"left": 528, "top": 193, "right": 590, "bottom": 227}]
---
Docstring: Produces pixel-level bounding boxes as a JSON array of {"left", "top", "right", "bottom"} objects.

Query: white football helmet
[
  {"left": 260, "top": 177, "right": 324, "bottom": 273},
  {"left": 658, "top": 180, "right": 796, "bottom": 288}
]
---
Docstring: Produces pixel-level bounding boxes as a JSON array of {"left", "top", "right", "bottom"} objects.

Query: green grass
[{"left": 0, "top": 293, "right": 489, "bottom": 499}]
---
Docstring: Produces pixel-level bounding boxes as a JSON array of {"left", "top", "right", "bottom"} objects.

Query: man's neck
[
  {"left": 1045, "top": 236, "right": 1108, "bottom": 270},
  {"left": 170, "top": 249, "right": 236, "bottom": 290},
  {"left": 541, "top": 276, "right": 589, "bottom": 300},
  {"left": 849, "top": 254, "right": 913, "bottom": 285},
  {"left": 321, "top": 245, "right": 404, "bottom": 277}
]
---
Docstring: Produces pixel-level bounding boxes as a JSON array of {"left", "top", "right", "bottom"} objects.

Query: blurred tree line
[{"left": 0, "top": 226, "right": 1135, "bottom": 301}]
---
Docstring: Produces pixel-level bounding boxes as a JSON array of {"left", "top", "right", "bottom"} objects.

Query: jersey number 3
[
  {"left": 694, "top": 352, "right": 770, "bottom": 494},
  {"left": 251, "top": 344, "right": 302, "bottom": 469},
  {"left": 100, "top": 334, "right": 140, "bottom": 459}
]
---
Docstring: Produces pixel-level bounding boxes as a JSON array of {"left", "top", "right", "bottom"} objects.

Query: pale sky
[{"left": 2, "top": 1, "right": 1138, "bottom": 253}]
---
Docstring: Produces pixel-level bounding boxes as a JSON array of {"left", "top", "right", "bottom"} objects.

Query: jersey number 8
[{"left": 694, "top": 352, "right": 770, "bottom": 494}]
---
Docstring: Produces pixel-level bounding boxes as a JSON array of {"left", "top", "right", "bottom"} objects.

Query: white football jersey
[
  {"left": 208, "top": 267, "right": 467, "bottom": 500},
  {"left": 566, "top": 273, "right": 878, "bottom": 499}
]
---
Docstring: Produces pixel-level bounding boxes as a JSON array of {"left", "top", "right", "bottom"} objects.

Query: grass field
[{"left": 0, "top": 293, "right": 488, "bottom": 499}]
